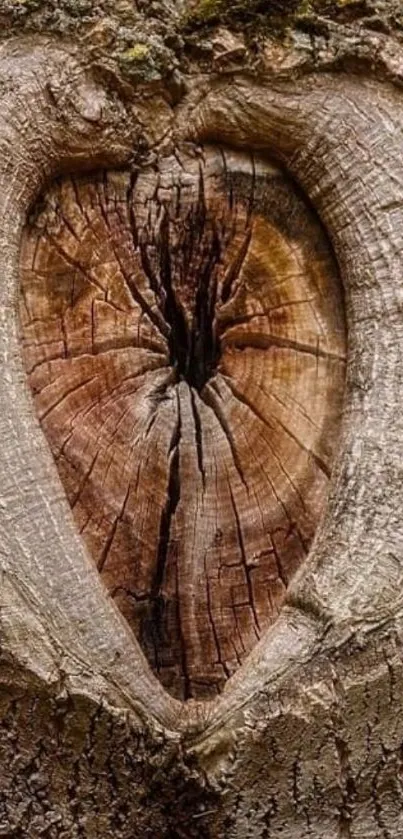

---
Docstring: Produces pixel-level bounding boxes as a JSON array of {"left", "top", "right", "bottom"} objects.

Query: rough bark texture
[{"left": 0, "top": 1, "right": 403, "bottom": 837}]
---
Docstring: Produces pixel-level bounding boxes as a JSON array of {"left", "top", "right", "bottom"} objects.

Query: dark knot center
[{"left": 147, "top": 205, "right": 223, "bottom": 392}]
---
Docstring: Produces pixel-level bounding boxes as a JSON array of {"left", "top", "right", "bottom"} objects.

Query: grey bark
[{"left": 1, "top": 3, "right": 403, "bottom": 837}]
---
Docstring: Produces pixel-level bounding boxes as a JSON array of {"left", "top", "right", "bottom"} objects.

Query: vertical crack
[
  {"left": 158, "top": 206, "right": 190, "bottom": 380},
  {"left": 97, "top": 174, "right": 169, "bottom": 341},
  {"left": 150, "top": 164, "right": 221, "bottom": 392},
  {"left": 190, "top": 387, "right": 206, "bottom": 489},
  {"left": 150, "top": 389, "right": 182, "bottom": 650}
]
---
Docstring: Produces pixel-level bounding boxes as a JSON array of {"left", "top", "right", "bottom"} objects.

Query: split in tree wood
[{"left": 19, "top": 144, "right": 346, "bottom": 700}]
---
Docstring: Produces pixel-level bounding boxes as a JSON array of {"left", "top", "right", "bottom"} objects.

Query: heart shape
[
  {"left": 19, "top": 145, "right": 345, "bottom": 700},
  {"left": 1, "top": 39, "right": 403, "bottom": 835}
]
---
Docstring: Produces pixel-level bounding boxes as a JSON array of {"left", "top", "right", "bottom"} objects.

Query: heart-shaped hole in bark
[{"left": 19, "top": 144, "right": 346, "bottom": 700}]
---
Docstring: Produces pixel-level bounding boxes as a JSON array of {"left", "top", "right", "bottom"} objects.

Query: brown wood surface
[
  {"left": 19, "top": 145, "right": 346, "bottom": 699},
  {"left": 0, "top": 16, "right": 402, "bottom": 835}
]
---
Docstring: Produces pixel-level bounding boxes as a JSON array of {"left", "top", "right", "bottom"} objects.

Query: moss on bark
[{"left": 183, "top": 0, "right": 403, "bottom": 38}]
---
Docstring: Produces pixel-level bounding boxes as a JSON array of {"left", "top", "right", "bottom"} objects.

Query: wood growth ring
[{"left": 19, "top": 145, "right": 346, "bottom": 700}]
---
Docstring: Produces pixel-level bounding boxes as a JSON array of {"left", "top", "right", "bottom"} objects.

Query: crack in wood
[{"left": 19, "top": 145, "right": 346, "bottom": 700}]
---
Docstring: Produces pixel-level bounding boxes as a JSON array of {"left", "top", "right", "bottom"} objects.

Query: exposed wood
[
  {"left": 0, "top": 8, "right": 402, "bottom": 836},
  {"left": 20, "top": 148, "right": 345, "bottom": 699}
]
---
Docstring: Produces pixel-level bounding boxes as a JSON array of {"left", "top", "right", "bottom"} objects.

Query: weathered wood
[
  {"left": 0, "top": 4, "right": 402, "bottom": 836},
  {"left": 20, "top": 149, "right": 345, "bottom": 698}
]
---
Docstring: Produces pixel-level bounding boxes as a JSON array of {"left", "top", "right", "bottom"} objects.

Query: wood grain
[{"left": 19, "top": 145, "right": 346, "bottom": 699}]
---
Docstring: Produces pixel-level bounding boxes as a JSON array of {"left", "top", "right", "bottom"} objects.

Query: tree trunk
[{"left": 1, "top": 1, "right": 403, "bottom": 836}]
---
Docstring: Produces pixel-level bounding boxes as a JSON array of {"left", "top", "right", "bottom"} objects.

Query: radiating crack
[{"left": 20, "top": 146, "right": 346, "bottom": 700}]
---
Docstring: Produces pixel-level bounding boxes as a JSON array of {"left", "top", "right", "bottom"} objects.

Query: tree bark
[{"left": 1, "top": 2, "right": 403, "bottom": 837}]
